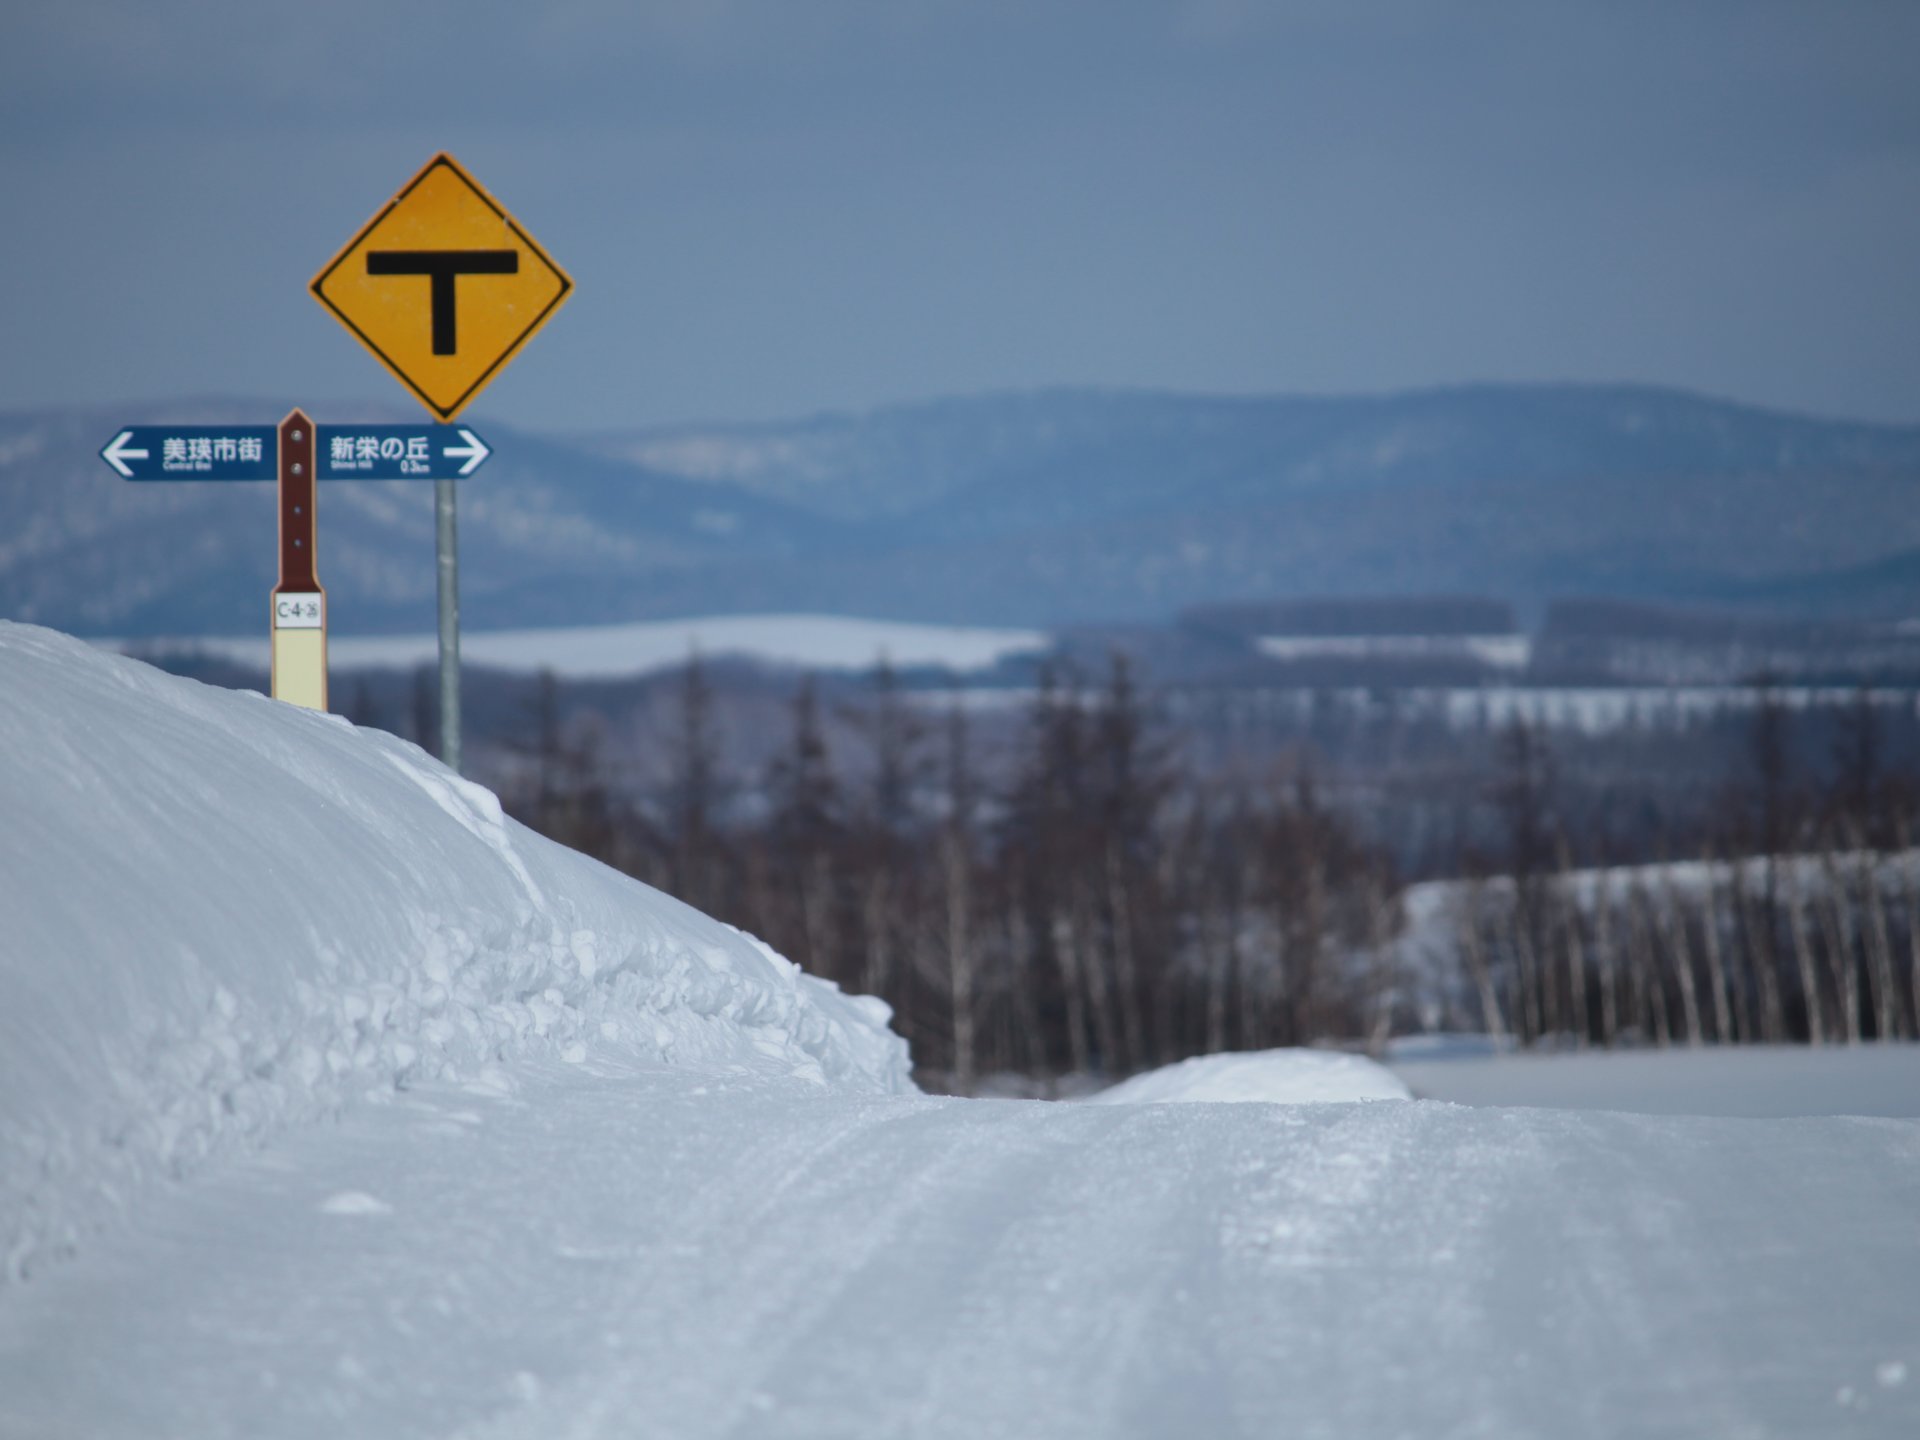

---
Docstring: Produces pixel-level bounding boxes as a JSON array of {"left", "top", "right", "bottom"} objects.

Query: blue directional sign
[
  {"left": 100, "top": 426, "right": 277, "bottom": 480},
  {"left": 102, "top": 423, "right": 492, "bottom": 481},
  {"left": 317, "top": 424, "right": 490, "bottom": 480}
]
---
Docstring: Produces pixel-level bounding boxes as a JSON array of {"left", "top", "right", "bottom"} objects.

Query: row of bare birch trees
[
  {"left": 497, "top": 661, "right": 1920, "bottom": 1082},
  {"left": 1445, "top": 684, "right": 1920, "bottom": 1046},
  {"left": 1446, "top": 845, "right": 1920, "bottom": 1048}
]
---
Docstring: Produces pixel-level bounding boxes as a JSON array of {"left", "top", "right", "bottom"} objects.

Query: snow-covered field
[
  {"left": 4, "top": 622, "right": 1919, "bottom": 1438},
  {"left": 1171, "top": 682, "right": 1920, "bottom": 738},
  {"left": 118, "top": 612, "right": 1049, "bottom": 680},
  {"left": 1390, "top": 1041, "right": 1920, "bottom": 1118}
]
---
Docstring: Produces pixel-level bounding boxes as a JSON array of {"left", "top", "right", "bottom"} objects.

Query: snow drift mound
[
  {"left": 0, "top": 624, "right": 911, "bottom": 1281},
  {"left": 1088, "top": 1048, "right": 1412, "bottom": 1105}
]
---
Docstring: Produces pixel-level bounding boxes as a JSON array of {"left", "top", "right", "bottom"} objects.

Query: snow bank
[
  {"left": 0, "top": 623, "right": 911, "bottom": 1281},
  {"left": 1087, "top": 1048, "right": 1412, "bottom": 1106}
]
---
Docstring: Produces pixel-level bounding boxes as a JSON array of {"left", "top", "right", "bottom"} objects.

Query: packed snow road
[{"left": 5, "top": 1061, "right": 1916, "bottom": 1439}]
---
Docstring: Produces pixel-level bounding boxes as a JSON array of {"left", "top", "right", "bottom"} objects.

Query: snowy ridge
[
  {"left": 120, "top": 612, "right": 1049, "bottom": 681},
  {"left": 0, "top": 623, "right": 911, "bottom": 1281}
]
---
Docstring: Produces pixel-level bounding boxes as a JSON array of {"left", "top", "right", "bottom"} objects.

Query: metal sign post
[
  {"left": 435, "top": 476, "right": 461, "bottom": 773},
  {"left": 310, "top": 152, "right": 573, "bottom": 773}
]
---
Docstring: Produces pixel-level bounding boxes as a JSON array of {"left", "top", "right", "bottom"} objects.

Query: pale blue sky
[{"left": 3, "top": 1, "right": 1917, "bottom": 429}]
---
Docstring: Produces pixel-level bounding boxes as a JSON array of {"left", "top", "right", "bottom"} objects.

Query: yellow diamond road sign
[{"left": 311, "top": 153, "right": 572, "bottom": 422}]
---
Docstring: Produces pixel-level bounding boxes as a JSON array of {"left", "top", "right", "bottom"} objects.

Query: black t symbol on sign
[{"left": 366, "top": 250, "right": 519, "bottom": 355}]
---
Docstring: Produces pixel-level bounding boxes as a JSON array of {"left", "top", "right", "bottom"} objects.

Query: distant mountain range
[{"left": 6, "top": 384, "right": 1920, "bottom": 638}]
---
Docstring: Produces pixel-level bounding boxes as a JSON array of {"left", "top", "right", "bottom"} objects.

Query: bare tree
[
  {"left": 1364, "top": 871, "right": 1401, "bottom": 1055},
  {"left": 940, "top": 704, "right": 978, "bottom": 1092},
  {"left": 1002, "top": 854, "right": 1044, "bottom": 1077},
  {"left": 1236, "top": 846, "right": 1274, "bottom": 1053},
  {"left": 1731, "top": 858, "right": 1785, "bottom": 1043},
  {"left": 860, "top": 657, "right": 925, "bottom": 839},
  {"left": 1625, "top": 879, "right": 1671, "bottom": 1047},
  {"left": 1748, "top": 676, "right": 1794, "bottom": 1017},
  {"left": 941, "top": 824, "right": 976, "bottom": 1091},
  {"left": 848, "top": 663, "right": 928, "bottom": 1023},
  {"left": 1201, "top": 849, "right": 1232, "bottom": 1055},
  {"left": 1458, "top": 877, "right": 1506, "bottom": 1040},
  {"left": 1494, "top": 717, "right": 1554, "bottom": 1041},
  {"left": 1593, "top": 874, "right": 1620, "bottom": 1047},
  {"left": 1554, "top": 839, "right": 1591, "bottom": 1048},
  {"left": 1657, "top": 862, "right": 1705, "bottom": 1047},
  {"left": 767, "top": 677, "right": 843, "bottom": 982},
  {"left": 666, "top": 649, "right": 723, "bottom": 913},
  {"left": 1787, "top": 874, "right": 1825, "bottom": 1045},
  {"left": 1508, "top": 900, "right": 1545, "bottom": 1045},
  {"left": 1697, "top": 850, "right": 1735, "bottom": 1043},
  {"left": 1050, "top": 903, "right": 1093, "bottom": 1076},
  {"left": 1816, "top": 843, "right": 1862, "bottom": 1044},
  {"left": 1900, "top": 814, "right": 1920, "bottom": 1038},
  {"left": 1831, "top": 686, "right": 1882, "bottom": 846},
  {"left": 1847, "top": 820, "right": 1901, "bottom": 1042}
]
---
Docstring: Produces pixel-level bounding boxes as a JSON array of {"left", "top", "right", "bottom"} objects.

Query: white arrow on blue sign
[
  {"left": 101, "top": 426, "right": 277, "bottom": 480},
  {"left": 101, "top": 424, "right": 491, "bottom": 481},
  {"left": 318, "top": 425, "right": 491, "bottom": 480}
]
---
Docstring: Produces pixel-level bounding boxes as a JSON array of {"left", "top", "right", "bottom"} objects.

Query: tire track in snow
[{"left": 6, "top": 1082, "right": 1917, "bottom": 1440}]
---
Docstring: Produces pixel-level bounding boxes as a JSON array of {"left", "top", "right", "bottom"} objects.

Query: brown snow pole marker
[{"left": 270, "top": 408, "right": 328, "bottom": 710}]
